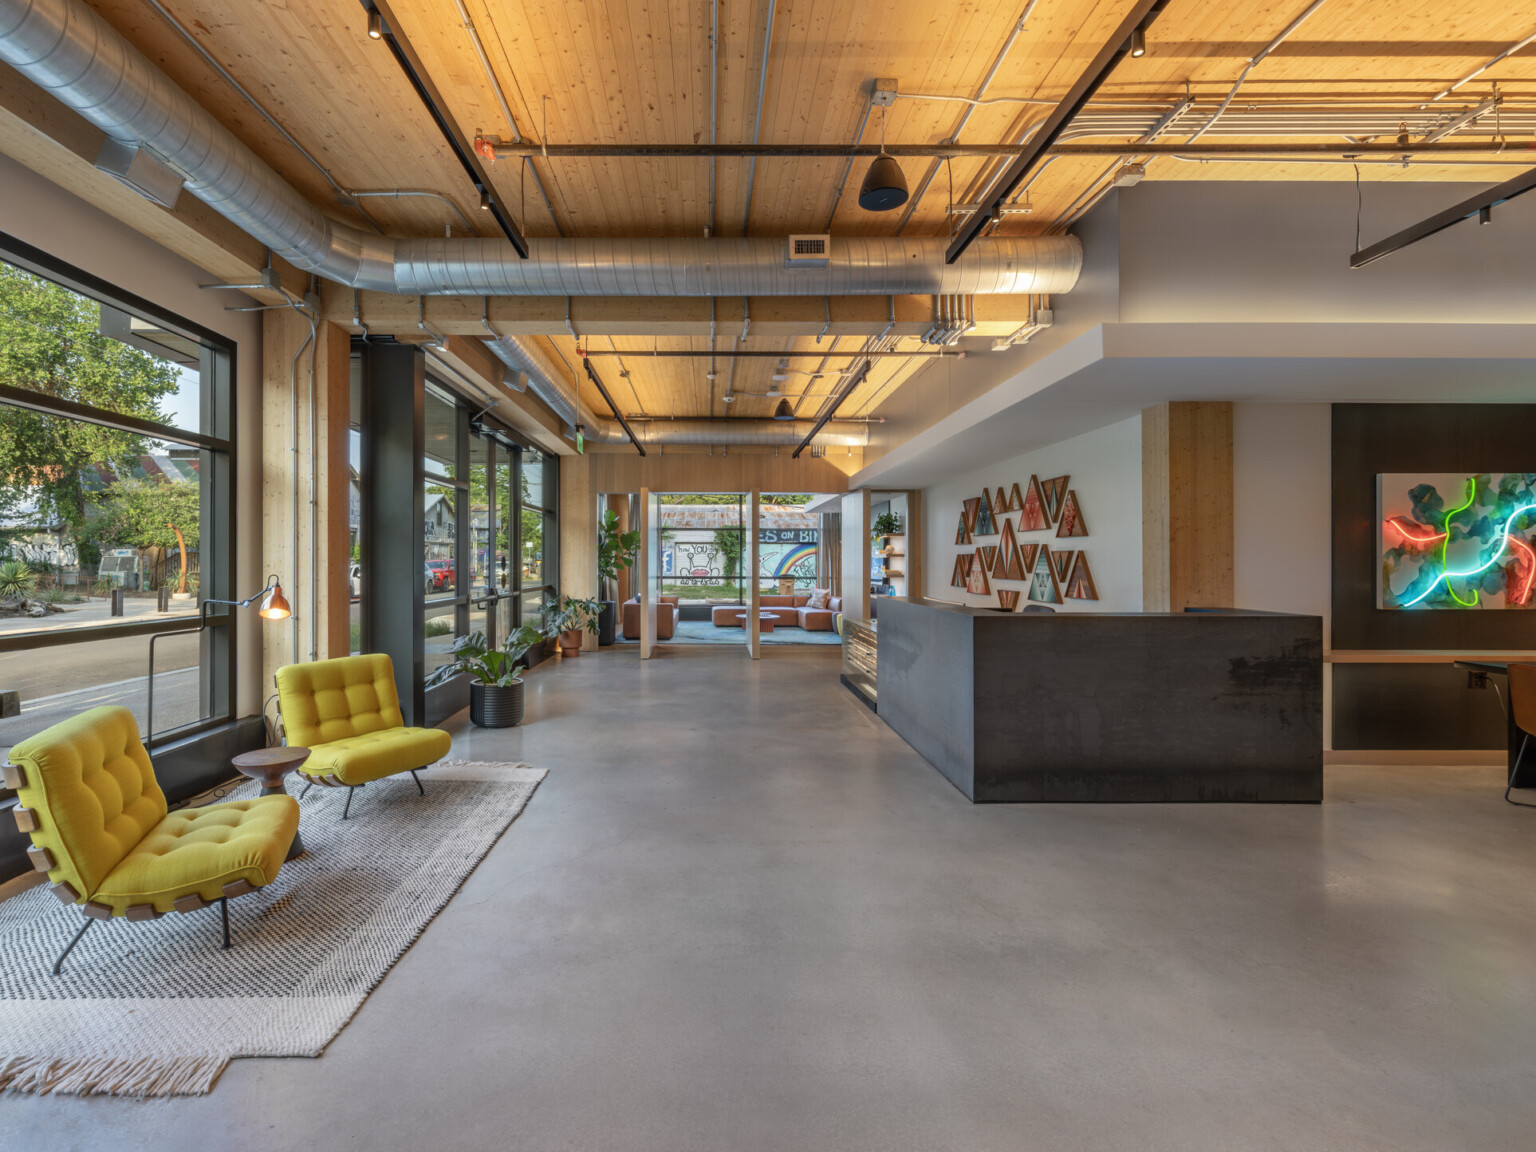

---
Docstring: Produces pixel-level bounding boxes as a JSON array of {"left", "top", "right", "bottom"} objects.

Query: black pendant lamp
[
  {"left": 772, "top": 399, "right": 795, "bottom": 420},
  {"left": 858, "top": 104, "right": 908, "bottom": 212}
]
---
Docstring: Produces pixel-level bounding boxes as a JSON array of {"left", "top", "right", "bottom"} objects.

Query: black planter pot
[
  {"left": 598, "top": 600, "right": 616, "bottom": 646},
  {"left": 470, "top": 680, "right": 525, "bottom": 727}
]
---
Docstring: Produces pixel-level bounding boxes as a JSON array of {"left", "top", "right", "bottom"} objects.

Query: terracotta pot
[{"left": 559, "top": 628, "right": 584, "bottom": 656}]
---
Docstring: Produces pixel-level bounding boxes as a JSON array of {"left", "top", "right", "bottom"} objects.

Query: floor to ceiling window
[{"left": 0, "top": 235, "right": 235, "bottom": 759}]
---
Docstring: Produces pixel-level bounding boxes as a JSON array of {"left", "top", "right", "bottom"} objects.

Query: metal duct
[
  {"left": 483, "top": 335, "right": 867, "bottom": 447},
  {"left": 0, "top": 0, "right": 1082, "bottom": 297}
]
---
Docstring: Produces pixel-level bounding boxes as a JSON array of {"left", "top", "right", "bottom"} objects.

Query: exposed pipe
[
  {"left": 896, "top": 3, "right": 1037, "bottom": 233},
  {"left": 0, "top": 0, "right": 1079, "bottom": 299},
  {"left": 1184, "top": 0, "right": 1330, "bottom": 144},
  {"left": 138, "top": 0, "right": 383, "bottom": 235},
  {"left": 740, "top": 0, "right": 779, "bottom": 235},
  {"left": 484, "top": 334, "right": 871, "bottom": 447},
  {"left": 447, "top": 0, "right": 562, "bottom": 234},
  {"left": 347, "top": 188, "right": 477, "bottom": 233},
  {"left": 1427, "top": 25, "right": 1536, "bottom": 103}
]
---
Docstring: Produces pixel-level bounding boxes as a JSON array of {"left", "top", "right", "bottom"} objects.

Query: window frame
[{"left": 0, "top": 230, "right": 238, "bottom": 755}]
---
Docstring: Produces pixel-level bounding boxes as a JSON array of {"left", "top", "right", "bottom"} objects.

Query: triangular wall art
[
  {"left": 1040, "top": 475, "right": 1070, "bottom": 524},
  {"left": 1056, "top": 489, "right": 1089, "bottom": 538},
  {"left": 967, "top": 547, "right": 992, "bottom": 595},
  {"left": 951, "top": 554, "right": 970, "bottom": 588},
  {"left": 1050, "top": 549, "right": 1075, "bottom": 583},
  {"left": 996, "top": 589, "right": 1020, "bottom": 612},
  {"left": 1065, "top": 551, "right": 1099, "bottom": 600},
  {"left": 961, "top": 497, "right": 981, "bottom": 533},
  {"left": 1029, "top": 544, "right": 1062, "bottom": 604},
  {"left": 1019, "top": 475, "right": 1049, "bottom": 531},
  {"left": 955, "top": 513, "right": 972, "bottom": 545},
  {"left": 974, "top": 491, "right": 997, "bottom": 536}
]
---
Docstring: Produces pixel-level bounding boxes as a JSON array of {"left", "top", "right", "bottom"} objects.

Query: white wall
[
  {"left": 0, "top": 153, "right": 264, "bottom": 714},
  {"left": 1233, "top": 404, "right": 1332, "bottom": 634},
  {"left": 923, "top": 415, "right": 1142, "bottom": 612}
]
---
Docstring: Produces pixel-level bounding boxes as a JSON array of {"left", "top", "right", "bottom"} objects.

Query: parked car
[
  {"left": 426, "top": 559, "right": 455, "bottom": 592},
  {"left": 349, "top": 564, "right": 361, "bottom": 600}
]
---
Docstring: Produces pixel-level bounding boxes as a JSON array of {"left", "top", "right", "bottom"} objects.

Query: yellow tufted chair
[
  {"left": 5, "top": 705, "right": 300, "bottom": 973},
  {"left": 275, "top": 653, "right": 451, "bottom": 819}
]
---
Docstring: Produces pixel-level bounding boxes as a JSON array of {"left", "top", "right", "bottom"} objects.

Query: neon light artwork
[{"left": 1379, "top": 472, "right": 1536, "bottom": 610}]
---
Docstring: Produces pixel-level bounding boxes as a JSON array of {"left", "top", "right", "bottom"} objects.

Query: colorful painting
[
  {"left": 996, "top": 589, "right": 1020, "bottom": 612},
  {"left": 955, "top": 513, "right": 972, "bottom": 546},
  {"left": 1008, "top": 482, "right": 1026, "bottom": 515},
  {"left": 980, "top": 545, "right": 998, "bottom": 572},
  {"left": 1379, "top": 473, "right": 1536, "bottom": 609},
  {"left": 967, "top": 547, "right": 991, "bottom": 595},
  {"left": 1050, "top": 548, "right": 1075, "bottom": 582},
  {"left": 1040, "top": 475, "right": 1070, "bottom": 524},
  {"left": 1019, "top": 475, "right": 1049, "bottom": 531},
  {"left": 951, "top": 554, "right": 970, "bottom": 588},
  {"left": 974, "top": 491, "right": 997, "bottom": 536},
  {"left": 1029, "top": 544, "right": 1062, "bottom": 604},
  {"left": 990, "top": 537, "right": 1010, "bottom": 581},
  {"left": 962, "top": 497, "right": 980, "bottom": 533},
  {"left": 1056, "top": 490, "right": 1088, "bottom": 538},
  {"left": 1065, "top": 552, "right": 1099, "bottom": 600}
]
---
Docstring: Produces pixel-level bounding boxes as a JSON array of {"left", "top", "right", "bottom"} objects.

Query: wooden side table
[{"left": 232, "top": 746, "right": 311, "bottom": 860}]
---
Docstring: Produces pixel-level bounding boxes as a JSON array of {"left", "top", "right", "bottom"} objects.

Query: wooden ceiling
[{"left": 74, "top": 0, "right": 1536, "bottom": 422}]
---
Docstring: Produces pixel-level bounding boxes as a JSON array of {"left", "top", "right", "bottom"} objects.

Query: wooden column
[
  {"left": 559, "top": 454, "right": 598, "bottom": 651},
  {"left": 840, "top": 490, "right": 872, "bottom": 622},
  {"left": 1142, "top": 402, "right": 1234, "bottom": 612},
  {"left": 261, "top": 312, "right": 352, "bottom": 691},
  {"left": 606, "top": 492, "right": 632, "bottom": 605}
]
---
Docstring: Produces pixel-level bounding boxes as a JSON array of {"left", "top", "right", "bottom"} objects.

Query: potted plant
[
  {"left": 596, "top": 508, "right": 640, "bottom": 647},
  {"left": 872, "top": 510, "right": 903, "bottom": 543},
  {"left": 546, "top": 595, "right": 600, "bottom": 657},
  {"left": 424, "top": 624, "right": 545, "bottom": 727}
]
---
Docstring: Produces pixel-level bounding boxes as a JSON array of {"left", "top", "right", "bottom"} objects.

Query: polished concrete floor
[{"left": 4, "top": 646, "right": 1536, "bottom": 1150}]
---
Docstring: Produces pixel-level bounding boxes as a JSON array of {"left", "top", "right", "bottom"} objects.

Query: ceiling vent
[{"left": 786, "top": 235, "right": 830, "bottom": 268}]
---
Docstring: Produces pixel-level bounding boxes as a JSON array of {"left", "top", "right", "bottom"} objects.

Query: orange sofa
[
  {"left": 621, "top": 595, "right": 679, "bottom": 640},
  {"left": 710, "top": 594, "right": 841, "bottom": 631}
]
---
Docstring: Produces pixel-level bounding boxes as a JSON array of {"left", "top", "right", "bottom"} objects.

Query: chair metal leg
[
  {"left": 410, "top": 769, "right": 424, "bottom": 796},
  {"left": 219, "top": 896, "right": 231, "bottom": 949},
  {"left": 343, "top": 786, "right": 356, "bottom": 820},
  {"left": 1507, "top": 733, "right": 1536, "bottom": 806},
  {"left": 51, "top": 917, "right": 95, "bottom": 975}
]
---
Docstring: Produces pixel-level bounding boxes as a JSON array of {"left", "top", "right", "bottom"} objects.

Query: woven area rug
[{"left": 0, "top": 759, "right": 544, "bottom": 1097}]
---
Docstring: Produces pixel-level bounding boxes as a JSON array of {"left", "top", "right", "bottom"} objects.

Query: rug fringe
[{"left": 0, "top": 1054, "right": 226, "bottom": 1097}]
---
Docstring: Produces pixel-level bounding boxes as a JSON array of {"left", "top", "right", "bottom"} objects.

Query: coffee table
[
  {"left": 732, "top": 609, "right": 778, "bottom": 634},
  {"left": 232, "top": 746, "right": 311, "bottom": 860}
]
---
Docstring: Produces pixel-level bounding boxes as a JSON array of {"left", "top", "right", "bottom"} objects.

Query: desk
[
  {"left": 876, "top": 599, "right": 1323, "bottom": 803},
  {"left": 1453, "top": 660, "right": 1532, "bottom": 787}
]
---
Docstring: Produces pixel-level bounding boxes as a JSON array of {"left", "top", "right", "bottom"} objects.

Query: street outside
[{"left": 0, "top": 596, "right": 201, "bottom": 752}]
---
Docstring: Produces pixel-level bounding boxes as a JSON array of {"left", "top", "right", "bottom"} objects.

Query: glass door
[{"left": 467, "top": 428, "right": 510, "bottom": 648}]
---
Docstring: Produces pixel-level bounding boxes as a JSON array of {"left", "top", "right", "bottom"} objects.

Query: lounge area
[{"left": 5, "top": 0, "right": 1536, "bottom": 1147}]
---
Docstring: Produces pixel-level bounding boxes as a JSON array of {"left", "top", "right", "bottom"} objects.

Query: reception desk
[{"left": 875, "top": 599, "right": 1323, "bottom": 803}]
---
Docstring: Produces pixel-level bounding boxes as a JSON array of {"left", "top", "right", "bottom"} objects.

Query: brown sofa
[
  {"left": 621, "top": 595, "right": 679, "bottom": 640},
  {"left": 710, "top": 594, "right": 841, "bottom": 631}
]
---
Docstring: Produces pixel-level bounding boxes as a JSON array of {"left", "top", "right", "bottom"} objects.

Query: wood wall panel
[
  {"left": 1142, "top": 401, "right": 1233, "bottom": 613},
  {"left": 585, "top": 449, "right": 858, "bottom": 495}
]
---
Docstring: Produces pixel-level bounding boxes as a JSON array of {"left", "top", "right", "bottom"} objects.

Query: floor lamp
[{"left": 146, "top": 575, "right": 290, "bottom": 750}]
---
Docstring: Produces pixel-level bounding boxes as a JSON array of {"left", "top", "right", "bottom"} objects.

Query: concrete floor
[{"left": 4, "top": 645, "right": 1536, "bottom": 1150}]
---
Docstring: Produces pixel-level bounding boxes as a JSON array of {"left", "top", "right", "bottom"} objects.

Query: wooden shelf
[{"left": 1326, "top": 649, "right": 1536, "bottom": 664}]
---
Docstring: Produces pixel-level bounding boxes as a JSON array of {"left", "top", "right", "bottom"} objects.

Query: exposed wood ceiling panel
[{"left": 42, "top": 0, "right": 1536, "bottom": 422}]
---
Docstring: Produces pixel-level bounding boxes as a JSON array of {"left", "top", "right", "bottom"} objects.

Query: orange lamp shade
[{"left": 259, "top": 581, "right": 291, "bottom": 620}]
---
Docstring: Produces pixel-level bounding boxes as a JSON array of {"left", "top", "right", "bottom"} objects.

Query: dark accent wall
[
  {"left": 1332, "top": 403, "right": 1536, "bottom": 651},
  {"left": 1331, "top": 404, "right": 1536, "bottom": 750}
]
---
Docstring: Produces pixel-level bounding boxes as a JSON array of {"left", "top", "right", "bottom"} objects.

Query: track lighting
[
  {"left": 479, "top": 190, "right": 492, "bottom": 210},
  {"left": 367, "top": 8, "right": 384, "bottom": 39},
  {"left": 1129, "top": 26, "right": 1146, "bottom": 57}
]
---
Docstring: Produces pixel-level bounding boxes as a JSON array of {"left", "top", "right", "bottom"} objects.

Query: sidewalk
[{"left": 0, "top": 596, "right": 196, "bottom": 635}]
